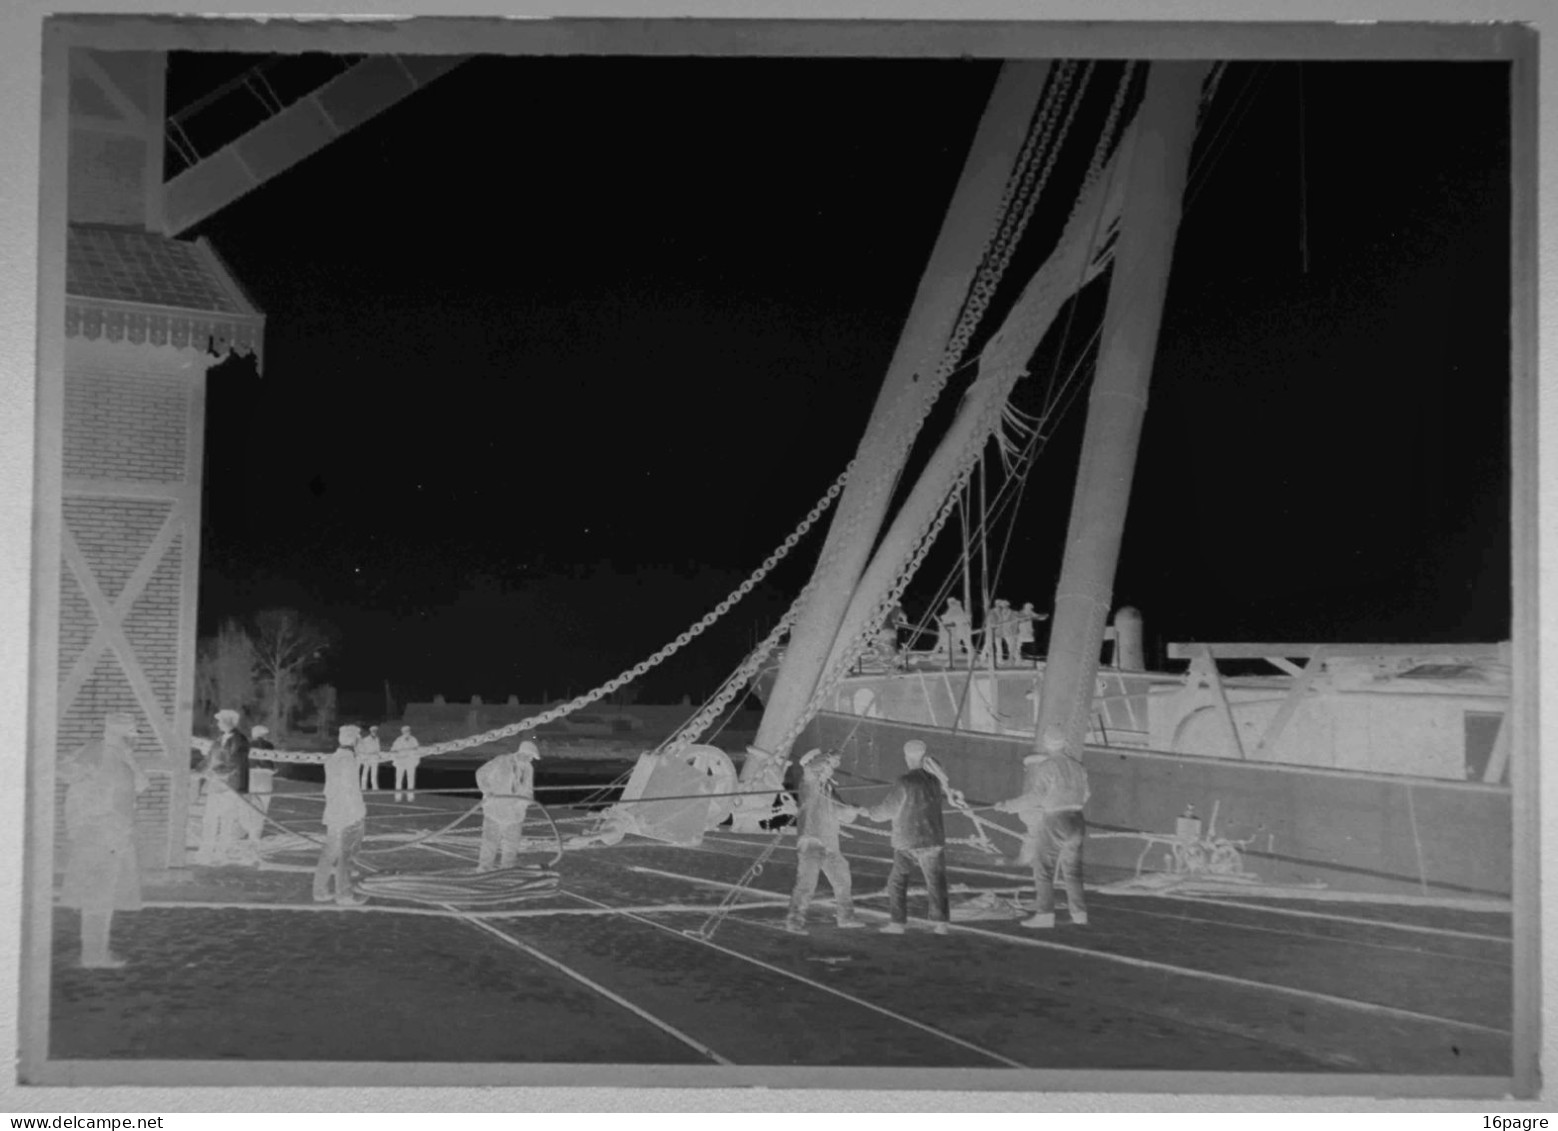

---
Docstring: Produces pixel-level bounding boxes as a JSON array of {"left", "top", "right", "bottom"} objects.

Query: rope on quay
[
  {"left": 356, "top": 864, "right": 562, "bottom": 908},
  {"left": 221, "top": 791, "right": 568, "bottom": 907}
]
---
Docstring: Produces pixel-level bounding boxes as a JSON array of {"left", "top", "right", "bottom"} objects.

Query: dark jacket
[
  {"left": 201, "top": 729, "right": 251, "bottom": 793},
  {"left": 866, "top": 767, "right": 946, "bottom": 850}
]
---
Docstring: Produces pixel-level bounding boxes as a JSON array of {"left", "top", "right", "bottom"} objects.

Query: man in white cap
[
  {"left": 390, "top": 725, "right": 422, "bottom": 802},
  {"left": 59, "top": 713, "right": 148, "bottom": 967},
  {"left": 785, "top": 749, "right": 867, "bottom": 934},
  {"left": 995, "top": 728, "right": 1090, "bottom": 927},
  {"left": 314, "top": 724, "right": 368, "bottom": 905},
  {"left": 475, "top": 739, "right": 540, "bottom": 872},
  {"left": 356, "top": 724, "right": 382, "bottom": 791},
  {"left": 194, "top": 708, "right": 251, "bottom": 866},
  {"left": 861, "top": 739, "right": 951, "bottom": 934}
]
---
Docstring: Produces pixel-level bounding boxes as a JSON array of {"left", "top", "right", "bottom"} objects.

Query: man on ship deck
[{"left": 937, "top": 598, "right": 973, "bottom": 664}]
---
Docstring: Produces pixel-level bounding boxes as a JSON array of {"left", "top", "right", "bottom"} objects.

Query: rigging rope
[
  {"left": 769, "top": 74, "right": 1142, "bottom": 756},
  {"left": 853, "top": 61, "right": 1139, "bottom": 686},
  {"left": 683, "top": 829, "right": 789, "bottom": 941}
]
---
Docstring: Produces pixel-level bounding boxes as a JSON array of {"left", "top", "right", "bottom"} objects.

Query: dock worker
[
  {"left": 390, "top": 725, "right": 422, "bottom": 802},
  {"left": 994, "top": 728, "right": 1090, "bottom": 928},
  {"left": 785, "top": 749, "right": 867, "bottom": 935},
  {"left": 356, "top": 724, "right": 382, "bottom": 791},
  {"left": 314, "top": 725, "right": 368, "bottom": 905},
  {"left": 475, "top": 739, "right": 540, "bottom": 872},
  {"left": 194, "top": 708, "right": 251, "bottom": 866},
  {"left": 59, "top": 712, "right": 148, "bottom": 968},
  {"left": 860, "top": 738, "right": 951, "bottom": 935},
  {"left": 240, "top": 725, "right": 276, "bottom": 851}
]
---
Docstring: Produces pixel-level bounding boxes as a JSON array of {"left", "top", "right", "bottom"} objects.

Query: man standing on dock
[
  {"left": 356, "top": 724, "right": 382, "bottom": 791},
  {"left": 995, "top": 730, "right": 1090, "bottom": 928},
  {"left": 390, "top": 725, "right": 422, "bottom": 802},
  {"left": 785, "top": 749, "right": 867, "bottom": 935},
  {"left": 475, "top": 739, "right": 540, "bottom": 871},
  {"left": 862, "top": 739, "right": 950, "bottom": 935},
  {"left": 193, "top": 708, "right": 251, "bottom": 866},
  {"left": 59, "top": 712, "right": 148, "bottom": 967},
  {"left": 315, "top": 724, "right": 368, "bottom": 905}
]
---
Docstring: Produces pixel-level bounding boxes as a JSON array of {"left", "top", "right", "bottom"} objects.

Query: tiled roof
[
  {"left": 64, "top": 224, "right": 264, "bottom": 366},
  {"left": 66, "top": 224, "right": 257, "bottom": 315}
]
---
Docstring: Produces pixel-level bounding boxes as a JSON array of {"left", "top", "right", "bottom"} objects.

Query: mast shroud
[
  {"left": 753, "top": 61, "right": 1053, "bottom": 757},
  {"left": 818, "top": 147, "right": 1130, "bottom": 682},
  {"left": 1029, "top": 61, "right": 1210, "bottom": 775}
]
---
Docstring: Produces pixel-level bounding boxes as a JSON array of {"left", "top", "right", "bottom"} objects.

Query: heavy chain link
[
  {"left": 871, "top": 61, "right": 1090, "bottom": 462},
  {"left": 957, "top": 61, "right": 1094, "bottom": 350},
  {"left": 393, "top": 462, "right": 855, "bottom": 760}
]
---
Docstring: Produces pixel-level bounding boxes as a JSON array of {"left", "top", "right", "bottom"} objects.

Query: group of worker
[
  {"left": 933, "top": 597, "right": 1047, "bottom": 666},
  {"left": 784, "top": 735, "right": 1088, "bottom": 935},
  {"left": 59, "top": 702, "right": 1085, "bottom": 968},
  {"left": 870, "top": 598, "right": 1048, "bottom": 669},
  {"left": 315, "top": 725, "right": 545, "bottom": 904},
  {"left": 186, "top": 714, "right": 425, "bottom": 872},
  {"left": 351, "top": 724, "right": 426, "bottom": 801}
]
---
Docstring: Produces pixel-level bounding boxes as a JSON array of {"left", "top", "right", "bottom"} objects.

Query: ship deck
[{"left": 46, "top": 781, "right": 1513, "bottom": 1084}]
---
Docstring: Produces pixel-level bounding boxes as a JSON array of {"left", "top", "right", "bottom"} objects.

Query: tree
[
  {"left": 251, "top": 608, "right": 334, "bottom": 737},
  {"left": 309, "top": 683, "right": 338, "bottom": 736},
  {"left": 195, "top": 619, "right": 259, "bottom": 726}
]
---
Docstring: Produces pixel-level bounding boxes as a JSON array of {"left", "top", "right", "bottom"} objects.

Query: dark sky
[{"left": 178, "top": 55, "right": 1511, "bottom": 705}]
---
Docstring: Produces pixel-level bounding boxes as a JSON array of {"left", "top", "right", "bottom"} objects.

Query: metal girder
[{"left": 161, "top": 55, "right": 467, "bottom": 236}]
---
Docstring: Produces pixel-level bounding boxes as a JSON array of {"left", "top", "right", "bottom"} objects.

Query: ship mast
[
  {"left": 1029, "top": 61, "right": 1210, "bottom": 775},
  {"left": 752, "top": 62, "right": 1053, "bottom": 758}
]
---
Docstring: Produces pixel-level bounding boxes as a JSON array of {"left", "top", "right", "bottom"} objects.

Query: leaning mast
[
  {"left": 1028, "top": 61, "right": 1211, "bottom": 773},
  {"left": 752, "top": 62, "right": 1053, "bottom": 760}
]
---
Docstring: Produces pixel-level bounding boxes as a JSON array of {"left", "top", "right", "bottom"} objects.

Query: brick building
[
  {"left": 55, "top": 225, "right": 262, "bottom": 873},
  {"left": 43, "top": 45, "right": 455, "bottom": 874}
]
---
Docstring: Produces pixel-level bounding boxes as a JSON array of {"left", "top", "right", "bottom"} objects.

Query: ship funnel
[{"left": 1114, "top": 607, "right": 1145, "bottom": 672}]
